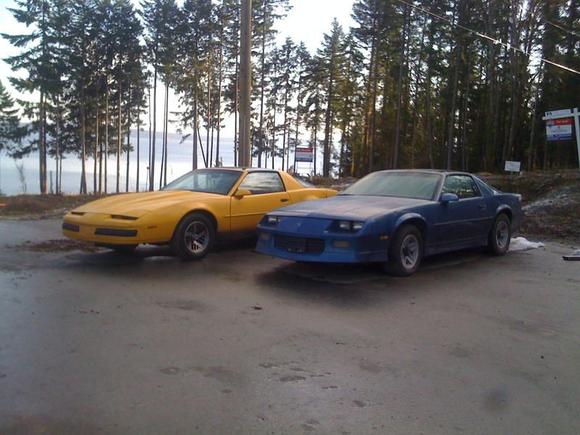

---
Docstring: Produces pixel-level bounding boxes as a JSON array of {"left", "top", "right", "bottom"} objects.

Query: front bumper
[
  {"left": 62, "top": 213, "right": 171, "bottom": 245},
  {"left": 255, "top": 226, "right": 389, "bottom": 264}
]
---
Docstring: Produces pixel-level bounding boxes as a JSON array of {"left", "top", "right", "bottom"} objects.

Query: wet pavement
[{"left": 0, "top": 219, "right": 579, "bottom": 434}]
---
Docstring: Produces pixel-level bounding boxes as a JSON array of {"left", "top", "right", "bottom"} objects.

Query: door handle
[
  {"left": 479, "top": 204, "right": 486, "bottom": 210},
  {"left": 281, "top": 198, "right": 289, "bottom": 202}
]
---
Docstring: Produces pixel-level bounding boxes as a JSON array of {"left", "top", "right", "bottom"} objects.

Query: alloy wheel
[
  {"left": 400, "top": 234, "right": 420, "bottom": 270},
  {"left": 184, "top": 221, "right": 210, "bottom": 254}
]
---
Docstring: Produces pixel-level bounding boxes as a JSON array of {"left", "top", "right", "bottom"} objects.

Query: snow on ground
[
  {"left": 523, "top": 185, "right": 578, "bottom": 213},
  {"left": 510, "top": 237, "right": 545, "bottom": 252}
]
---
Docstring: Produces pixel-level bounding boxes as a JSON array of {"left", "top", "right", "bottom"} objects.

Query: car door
[
  {"left": 230, "top": 171, "right": 291, "bottom": 234},
  {"left": 433, "top": 174, "right": 491, "bottom": 248}
]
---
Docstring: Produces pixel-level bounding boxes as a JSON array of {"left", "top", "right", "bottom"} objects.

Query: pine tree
[
  {"left": 317, "top": 19, "right": 345, "bottom": 177},
  {"left": 0, "top": 80, "right": 24, "bottom": 153},
  {"left": 142, "top": 0, "right": 179, "bottom": 189},
  {"left": 252, "top": 0, "right": 291, "bottom": 167},
  {"left": 2, "top": 0, "right": 62, "bottom": 193}
]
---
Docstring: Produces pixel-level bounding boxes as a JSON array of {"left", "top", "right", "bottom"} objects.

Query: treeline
[{"left": 0, "top": 0, "right": 578, "bottom": 195}]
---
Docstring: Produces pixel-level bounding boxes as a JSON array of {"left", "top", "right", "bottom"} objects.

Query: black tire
[
  {"left": 488, "top": 213, "right": 511, "bottom": 255},
  {"left": 171, "top": 213, "right": 215, "bottom": 260},
  {"left": 384, "top": 225, "right": 423, "bottom": 277}
]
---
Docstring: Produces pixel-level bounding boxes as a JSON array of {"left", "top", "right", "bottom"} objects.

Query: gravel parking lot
[{"left": 0, "top": 219, "right": 579, "bottom": 435}]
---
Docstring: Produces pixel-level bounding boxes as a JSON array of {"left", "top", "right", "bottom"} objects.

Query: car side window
[
  {"left": 442, "top": 175, "right": 481, "bottom": 199},
  {"left": 239, "top": 172, "right": 285, "bottom": 195}
]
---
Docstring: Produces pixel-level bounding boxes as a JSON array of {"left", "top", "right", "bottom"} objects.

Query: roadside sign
[
  {"left": 542, "top": 108, "right": 580, "bottom": 169},
  {"left": 504, "top": 161, "right": 521, "bottom": 172},
  {"left": 546, "top": 118, "right": 573, "bottom": 141},
  {"left": 295, "top": 147, "right": 313, "bottom": 163},
  {"left": 545, "top": 109, "right": 572, "bottom": 118}
]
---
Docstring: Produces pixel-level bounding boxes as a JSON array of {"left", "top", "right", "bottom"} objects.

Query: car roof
[
  {"left": 374, "top": 169, "right": 475, "bottom": 176},
  {"left": 201, "top": 167, "right": 284, "bottom": 173}
]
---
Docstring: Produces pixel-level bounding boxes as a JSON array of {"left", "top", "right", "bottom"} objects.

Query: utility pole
[{"left": 238, "top": 0, "right": 252, "bottom": 167}]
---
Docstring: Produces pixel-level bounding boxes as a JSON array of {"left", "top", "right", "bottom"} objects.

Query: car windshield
[
  {"left": 163, "top": 169, "right": 242, "bottom": 195},
  {"left": 341, "top": 171, "right": 441, "bottom": 200}
]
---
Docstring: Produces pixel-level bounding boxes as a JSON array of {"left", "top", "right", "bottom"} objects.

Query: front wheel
[
  {"left": 384, "top": 225, "right": 423, "bottom": 277},
  {"left": 488, "top": 214, "right": 511, "bottom": 255},
  {"left": 171, "top": 213, "right": 215, "bottom": 260}
]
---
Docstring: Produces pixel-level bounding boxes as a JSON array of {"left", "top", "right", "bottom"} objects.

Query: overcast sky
[{"left": 0, "top": 0, "right": 356, "bottom": 132}]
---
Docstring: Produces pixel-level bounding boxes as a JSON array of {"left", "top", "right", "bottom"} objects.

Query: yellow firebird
[{"left": 62, "top": 168, "right": 336, "bottom": 259}]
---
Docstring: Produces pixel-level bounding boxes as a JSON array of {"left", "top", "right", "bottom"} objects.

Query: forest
[{"left": 0, "top": 0, "right": 578, "bottom": 195}]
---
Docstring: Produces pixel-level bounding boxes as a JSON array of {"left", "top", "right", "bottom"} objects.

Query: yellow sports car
[{"left": 62, "top": 168, "right": 336, "bottom": 259}]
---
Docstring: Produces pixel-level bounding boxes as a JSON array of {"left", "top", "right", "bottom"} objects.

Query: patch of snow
[
  {"left": 509, "top": 237, "right": 545, "bottom": 252},
  {"left": 523, "top": 185, "right": 577, "bottom": 212}
]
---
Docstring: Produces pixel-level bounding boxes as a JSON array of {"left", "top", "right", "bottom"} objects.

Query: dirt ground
[{"left": 0, "top": 218, "right": 579, "bottom": 435}]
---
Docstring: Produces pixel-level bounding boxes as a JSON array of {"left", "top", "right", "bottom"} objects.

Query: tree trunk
[
  {"left": 126, "top": 88, "right": 131, "bottom": 192},
  {"left": 282, "top": 88, "right": 289, "bottom": 171},
  {"left": 80, "top": 77, "right": 88, "bottom": 194},
  {"left": 446, "top": 45, "right": 461, "bottom": 170},
  {"left": 148, "top": 84, "right": 152, "bottom": 190},
  {"left": 193, "top": 86, "right": 198, "bottom": 170},
  {"left": 159, "top": 83, "right": 167, "bottom": 189},
  {"left": 136, "top": 106, "right": 140, "bottom": 192},
  {"left": 234, "top": 53, "right": 239, "bottom": 167},
  {"left": 323, "top": 72, "right": 334, "bottom": 177},
  {"left": 105, "top": 82, "right": 109, "bottom": 194},
  {"left": 116, "top": 82, "right": 121, "bottom": 193},
  {"left": 149, "top": 69, "right": 157, "bottom": 191},
  {"left": 393, "top": 4, "right": 409, "bottom": 169},
  {"left": 206, "top": 66, "right": 212, "bottom": 168},
  {"left": 94, "top": 89, "right": 99, "bottom": 194},
  {"left": 98, "top": 87, "right": 103, "bottom": 194},
  {"left": 215, "top": 44, "right": 224, "bottom": 167},
  {"left": 258, "top": 4, "right": 268, "bottom": 167},
  {"left": 163, "top": 82, "right": 169, "bottom": 186}
]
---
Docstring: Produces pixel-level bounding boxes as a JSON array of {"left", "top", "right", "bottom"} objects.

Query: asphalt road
[{"left": 0, "top": 219, "right": 579, "bottom": 435}]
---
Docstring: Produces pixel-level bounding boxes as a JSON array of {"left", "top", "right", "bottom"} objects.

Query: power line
[
  {"left": 546, "top": 20, "right": 580, "bottom": 39},
  {"left": 394, "top": 0, "right": 580, "bottom": 76}
]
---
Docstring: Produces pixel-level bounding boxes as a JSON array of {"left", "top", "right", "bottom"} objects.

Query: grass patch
[{"left": 0, "top": 194, "right": 100, "bottom": 217}]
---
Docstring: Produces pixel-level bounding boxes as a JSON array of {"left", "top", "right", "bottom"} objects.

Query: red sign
[
  {"left": 552, "top": 118, "right": 573, "bottom": 126},
  {"left": 546, "top": 118, "right": 573, "bottom": 141}
]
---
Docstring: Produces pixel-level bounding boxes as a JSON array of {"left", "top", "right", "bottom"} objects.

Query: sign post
[
  {"left": 542, "top": 107, "right": 580, "bottom": 169},
  {"left": 504, "top": 161, "right": 521, "bottom": 174},
  {"left": 292, "top": 146, "right": 314, "bottom": 176}
]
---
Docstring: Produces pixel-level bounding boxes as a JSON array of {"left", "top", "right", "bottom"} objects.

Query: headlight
[
  {"left": 337, "top": 220, "right": 364, "bottom": 232},
  {"left": 266, "top": 215, "right": 280, "bottom": 225},
  {"left": 352, "top": 222, "right": 364, "bottom": 231}
]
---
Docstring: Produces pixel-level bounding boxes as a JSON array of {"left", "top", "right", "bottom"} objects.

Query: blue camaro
[{"left": 255, "top": 170, "right": 522, "bottom": 276}]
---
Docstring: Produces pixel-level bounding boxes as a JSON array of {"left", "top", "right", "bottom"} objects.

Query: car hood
[
  {"left": 72, "top": 190, "right": 223, "bottom": 217},
  {"left": 275, "top": 194, "right": 432, "bottom": 220}
]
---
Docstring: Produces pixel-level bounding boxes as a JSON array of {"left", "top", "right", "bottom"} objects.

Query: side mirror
[
  {"left": 234, "top": 188, "right": 252, "bottom": 199},
  {"left": 440, "top": 193, "right": 459, "bottom": 204}
]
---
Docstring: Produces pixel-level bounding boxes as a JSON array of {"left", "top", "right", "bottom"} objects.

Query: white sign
[
  {"left": 546, "top": 118, "right": 573, "bottom": 141},
  {"left": 295, "top": 147, "right": 313, "bottom": 163},
  {"left": 504, "top": 161, "right": 521, "bottom": 172},
  {"left": 545, "top": 109, "right": 572, "bottom": 118}
]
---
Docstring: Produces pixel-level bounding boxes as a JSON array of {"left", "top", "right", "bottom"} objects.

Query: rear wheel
[
  {"left": 171, "top": 213, "right": 215, "bottom": 260},
  {"left": 384, "top": 225, "right": 423, "bottom": 277},
  {"left": 488, "top": 213, "right": 511, "bottom": 255}
]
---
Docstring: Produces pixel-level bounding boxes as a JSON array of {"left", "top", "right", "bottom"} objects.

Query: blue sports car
[{"left": 255, "top": 170, "right": 522, "bottom": 276}]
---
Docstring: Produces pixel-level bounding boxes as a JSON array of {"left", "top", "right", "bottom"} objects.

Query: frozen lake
[{"left": 0, "top": 130, "right": 317, "bottom": 195}]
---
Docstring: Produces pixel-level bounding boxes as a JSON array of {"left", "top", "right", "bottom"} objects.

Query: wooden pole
[{"left": 238, "top": 0, "right": 252, "bottom": 167}]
